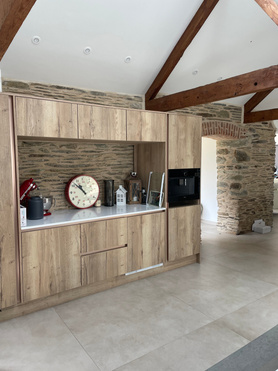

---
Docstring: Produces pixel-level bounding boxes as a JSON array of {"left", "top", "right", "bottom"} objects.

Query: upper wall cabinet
[
  {"left": 168, "top": 114, "right": 202, "bottom": 169},
  {"left": 14, "top": 97, "right": 78, "bottom": 139},
  {"left": 78, "top": 104, "right": 126, "bottom": 141},
  {"left": 127, "top": 110, "right": 167, "bottom": 142}
]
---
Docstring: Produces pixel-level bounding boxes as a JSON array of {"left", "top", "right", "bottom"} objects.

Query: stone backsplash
[{"left": 18, "top": 140, "right": 134, "bottom": 210}]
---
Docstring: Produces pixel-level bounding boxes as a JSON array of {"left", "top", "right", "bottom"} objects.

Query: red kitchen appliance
[{"left": 20, "top": 178, "right": 39, "bottom": 203}]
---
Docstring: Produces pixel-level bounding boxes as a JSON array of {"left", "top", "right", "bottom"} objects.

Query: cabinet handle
[{"left": 80, "top": 244, "right": 128, "bottom": 256}]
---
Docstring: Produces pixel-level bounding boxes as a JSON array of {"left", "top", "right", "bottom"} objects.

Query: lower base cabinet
[
  {"left": 21, "top": 225, "right": 81, "bottom": 302},
  {"left": 20, "top": 212, "right": 166, "bottom": 303},
  {"left": 168, "top": 205, "right": 201, "bottom": 262},
  {"left": 81, "top": 247, "right": 127, "bottom": 285},
  {"left": 127, "top": 212, "right": 165, "bottom": 272}
]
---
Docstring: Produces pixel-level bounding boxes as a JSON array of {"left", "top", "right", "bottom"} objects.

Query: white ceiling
[{"left": 0, "top": 0, "right": 277, "bottom": 110}]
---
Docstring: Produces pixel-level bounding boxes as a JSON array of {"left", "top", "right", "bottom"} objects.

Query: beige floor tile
[
  {"left": 215, "top": 289, "right": 278, "bottom": 341},
  {"left": 0, "top": 308, "right": 98, "bottom": 371},
  {"left": 114, "top": 322, "right": 249, "bottom": 371},
  {"left": 147, "top": 258, "right": 277, "bottom": 319},
  {"left": 205, "top": 243, "right": 278, "bottom": 285},
  {"left": 55, "top": 279, "right": 212, "bottom": 371}
]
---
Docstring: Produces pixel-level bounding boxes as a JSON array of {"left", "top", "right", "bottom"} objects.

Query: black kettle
[{"left": 27, "top": 196, "right": 44, "bottom": 220}]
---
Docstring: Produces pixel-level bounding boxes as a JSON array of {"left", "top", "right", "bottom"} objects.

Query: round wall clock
[{"left": 65, "top": 175, "right": 100, "bottom": 209}]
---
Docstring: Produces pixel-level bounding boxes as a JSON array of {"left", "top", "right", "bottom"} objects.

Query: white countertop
[{"left": 22, "top": 204, "right": 166, "bottom": 231}]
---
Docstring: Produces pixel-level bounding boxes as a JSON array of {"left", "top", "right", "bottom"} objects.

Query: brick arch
[{"left": 202, "top": 121, "right": 247, "bottom": 140}]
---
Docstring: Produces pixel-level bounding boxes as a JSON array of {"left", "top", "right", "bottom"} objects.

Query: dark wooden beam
[
  {"left": 244, "top": 89, "right": 273, "bottom": 113},
  {"left": 145, "top": 0, "right": 220, "bottom": 102},
  {"left": 244, "top": 108, "right": 278, "bottom": 123},
  {"left": 0, "top": 0, "right": 37, "bottom": 61},
  {"left": 254, "top": 0, "right": 278, "bottom": 25},
  {"left": 145, "top": 65, "right": 278, "bottom": 112}
]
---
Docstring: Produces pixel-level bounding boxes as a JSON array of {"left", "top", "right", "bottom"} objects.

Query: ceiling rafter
[
  {"left": 145, "top": 65, "right": 278, "bottom": 112},
  {"left": 145, "top": 0, "right": 220, "bottom": 102},
  {"left": 244, "top": 108, "right": 278, "bottom": 123},
  {"left": 254, "top": 0, "right": 278, "bottom": 25},
  {"left": 244, "top": 89, "right": 273, "bottom": 113},
  {"left": 0, "top": 0, "right": 36, "bottom": 61},
  {"left": 243, "top": 89, "right": 278, "bottom": 123}
]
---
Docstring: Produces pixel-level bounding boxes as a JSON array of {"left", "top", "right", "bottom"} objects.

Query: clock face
[{"left": 65, "top": 175, "right": 100, "bottom": 209}]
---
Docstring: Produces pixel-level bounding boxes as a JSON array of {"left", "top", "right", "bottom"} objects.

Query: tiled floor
[{"left": 1, "top": 214, "right": 278, "bottom": 371}]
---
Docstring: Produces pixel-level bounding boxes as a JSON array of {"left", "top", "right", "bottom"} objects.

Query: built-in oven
[{"left": 168, "top": 168, "right": 200, "bottom": 208}]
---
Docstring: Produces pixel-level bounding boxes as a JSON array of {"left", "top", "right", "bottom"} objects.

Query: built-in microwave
[{"left": 168, "top": 168, "right": 200, "bottom": 208}]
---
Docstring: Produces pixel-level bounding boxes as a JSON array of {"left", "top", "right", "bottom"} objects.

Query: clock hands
[{"left": 73, "top": 182, "right": 87, "bottom": 195}]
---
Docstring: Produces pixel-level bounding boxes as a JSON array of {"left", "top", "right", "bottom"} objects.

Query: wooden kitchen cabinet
[
  {"left": 80, "top": 218, "right": 128, "bottom": 285},
  {"left": 127, "top": 212, "right": 165, "bottom": 272},
  {"left": 127, "top": 110, "right": 167, "bottom": 142},
  {"left": 168, "top": 114, "right": 202, "bottom": 169},
  {"left": 168, "top": 205, "right": 201, "bottom": 262},
  {"left": 81, "top": 247, "right": 127, "bottom": 285},
  {"left": 14, "top": 97, "right": 78, "bottom": 138},
  {"left": 21, "top": 225, "right": 81, "bottom": 302},
  {"left": 80, "top": 218, "right": 127, "bottom": 253},
  {"left": 78, "top": 104, "right": 126, "bottom": 141},
  {"left": 0, "top": 95, "right": 19, "bottom": 309}
]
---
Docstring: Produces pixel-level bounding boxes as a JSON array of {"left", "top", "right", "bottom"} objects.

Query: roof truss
[
  {"left": 0, "top": 0, "right": 36, "bottom": 61},
  {"left": 254, "top": 0, "right": 278, "bottom": 25},
  {"left": 145, "top": 0, "right": 220, "bottom": 102},
  {"left": 145, "top": 0, "right": 278, "bottom": 122}
]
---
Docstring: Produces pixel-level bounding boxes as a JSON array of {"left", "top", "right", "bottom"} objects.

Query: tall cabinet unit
[
  {"left": 167, "top": 114, "right": 202, "bottom": 262},
  {"left": 0, "top": 95, "right": 19, "bottom": 309}
]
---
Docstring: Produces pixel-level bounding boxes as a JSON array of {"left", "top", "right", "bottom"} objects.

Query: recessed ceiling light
[
  {"left": 124, "top": 56, "right": 132, "bottom": 63},
  {"left": 192, "top": 69, "right": 199, "bottom": 75},
  {"left": 31, "top": 36, "right": 41, "bottom": 45},
  {"left": 83, "top": 47, "right": 92, "bottom": 55}
]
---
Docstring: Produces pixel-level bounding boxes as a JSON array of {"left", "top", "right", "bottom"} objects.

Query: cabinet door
[
  {"left": 168, "top": 205, "right": 201, "bottom": 262},
  {"left": 127, "top": 110, "right": 167, "bottom": 142},
  {"left": 81, "top": 218, "right": 127, "bottom": 253},
  {"left": 0, "top": 95, "right": 18, "bottom": 309},
  {"left": 78, "top": 104, "right": 126, "bottom": 141},
  {"left": 168, "top": 114, "right": 202, "bottom": 169},
  {"left": 22, "top": 225, "right": 81, "bottom": 302},
  {"left": 15, "top": 97, "right": 78, "bottom": 138},
  {"left": 81, "top": 247, "right": 127, "bottom": 285},
  {"left": 127, "top": 212, "right": 165, "bottom": 272}
]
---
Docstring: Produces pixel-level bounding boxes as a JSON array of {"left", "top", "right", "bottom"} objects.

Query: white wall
[{"left": 201, "top": 137, "right": 218, "bottom": 222}]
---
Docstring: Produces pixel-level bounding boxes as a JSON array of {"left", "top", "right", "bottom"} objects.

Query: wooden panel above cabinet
[
  {"left": 14, "top": 97, "right": 78, "bottom": 139},
  {"left": 127, "top": 110, "right": 167, "bottom": 142},
  {"left": 168, "top": 114, "right": 202, "bottom": 169},
  {"left": 78, "top": 104, "right": 127, "bottom": 141}
]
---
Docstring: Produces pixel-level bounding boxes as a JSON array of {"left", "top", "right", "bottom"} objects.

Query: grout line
[{"left": 54, "top": 308, "right": 102, "bottom": 371}]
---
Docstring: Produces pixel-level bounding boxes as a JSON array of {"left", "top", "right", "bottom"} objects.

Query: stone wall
[
  {"left": 3, "top": 78, "right": 276, "bottom": 233},
  {"left": 216, "top": 121, "right": 276, "bottom": 234},
  {"left": 18, "top": 140, "right": 134, "bottom": 210},
  {"left": 2, "top": 79, "right": 144, "bottom": 109}
]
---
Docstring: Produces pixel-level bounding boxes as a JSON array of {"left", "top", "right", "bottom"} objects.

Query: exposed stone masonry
[
  {"left": 3, "top": 78, "right": 276, "bottom": 233},
  {"left": 216, "top": 121, "right": 276, "bottom": 234},
  {"left": 2, "top": 79, "right": 144, "bottom": 109},
  {"left": 18, "top": 140, "right": 134, "bottom": 210}
]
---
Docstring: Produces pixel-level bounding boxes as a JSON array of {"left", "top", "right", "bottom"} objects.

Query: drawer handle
[{"left": 81, "top": 244, "right": 127, "bottom": 256}]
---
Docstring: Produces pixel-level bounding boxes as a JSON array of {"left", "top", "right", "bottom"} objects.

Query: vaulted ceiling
[{"left": 0, "top": 0, "right": 277, "bottom": 122}]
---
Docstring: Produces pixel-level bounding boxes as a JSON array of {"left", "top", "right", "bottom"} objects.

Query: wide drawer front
[
  {"left": 80, "top": 218, "right": 127, "bottom": 253},
  {"left": 81, "top": 246, "right": 127, "bottom": 285}
]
